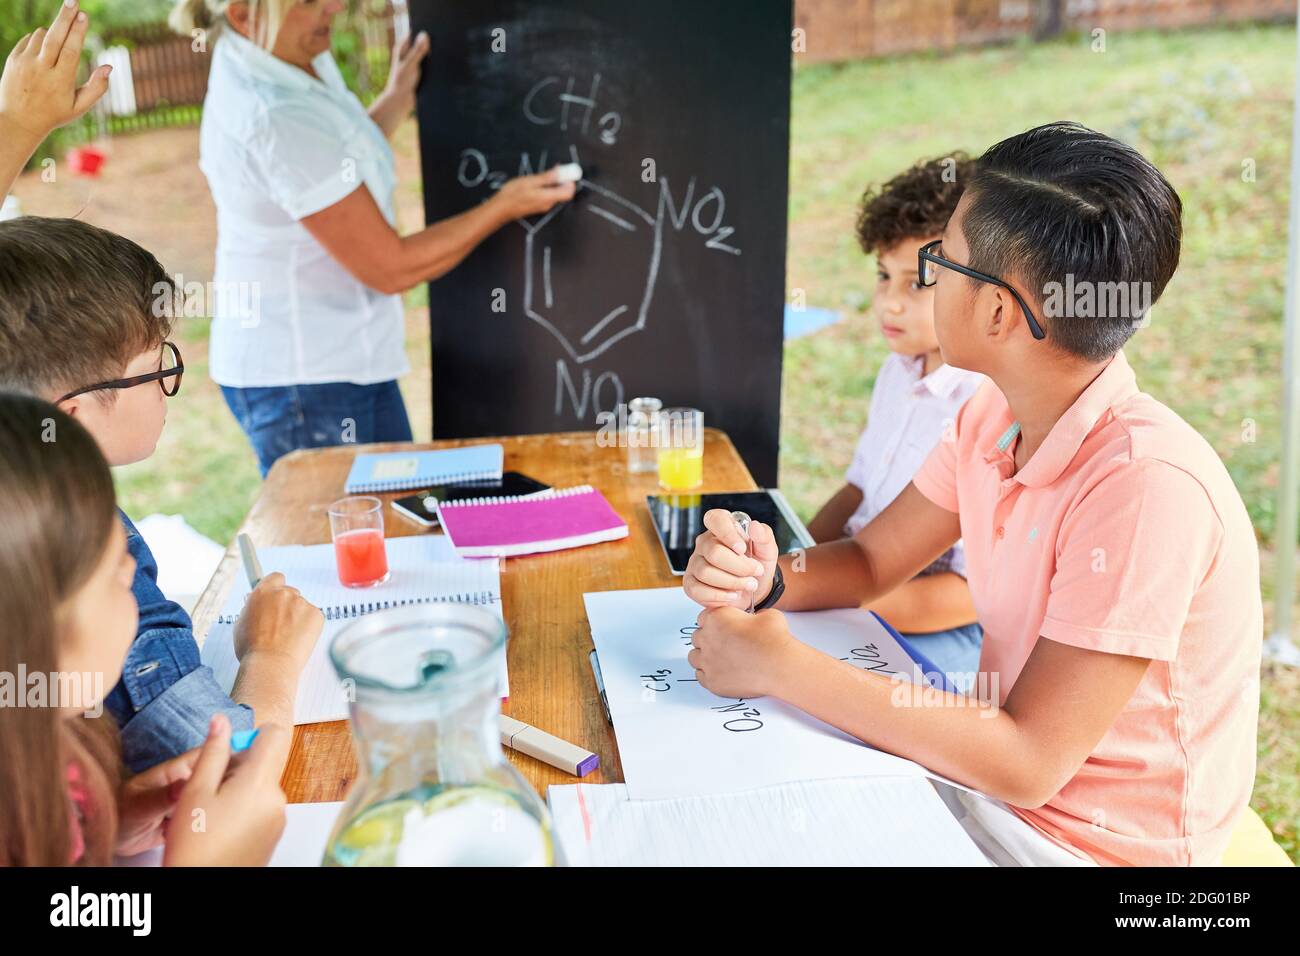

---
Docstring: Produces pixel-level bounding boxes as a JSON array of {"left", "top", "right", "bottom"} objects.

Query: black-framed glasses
[
  {"left": 56, "top": 341, "right": 185, "bottom": 404},
  {"left": 918, "top": 239, "right": 1046, "bottom": 340}
]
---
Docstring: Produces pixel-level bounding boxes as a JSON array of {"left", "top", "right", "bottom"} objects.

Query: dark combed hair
[
  {"left": 0, "top": 217, "right": 176, "bottom": 401},
  {"left": 856, "top": 151, "right": 975, "bottom": 255},
  {"left": 963, "top": 121, "right": 1183, "bottom": 361}
]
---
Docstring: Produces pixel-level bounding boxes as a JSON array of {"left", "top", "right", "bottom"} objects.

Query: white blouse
[
  {"left": 199, "top": 29, "right": 409, "bottom": 388},
  {"left": 844, "top": 353, "right": 985, "bottom": 576}
]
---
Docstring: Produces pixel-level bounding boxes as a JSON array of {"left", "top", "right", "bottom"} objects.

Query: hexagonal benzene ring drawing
[{"left": 518, "top": 178, "right": 663, "bottom": 365}]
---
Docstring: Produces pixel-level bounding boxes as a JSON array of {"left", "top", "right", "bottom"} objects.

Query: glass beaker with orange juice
[
  {"left": 328, "top": 496, "right": 390, "bottom": 588},
  {"left": 657, "top": 407, "right": 704, "bottom": 491}
]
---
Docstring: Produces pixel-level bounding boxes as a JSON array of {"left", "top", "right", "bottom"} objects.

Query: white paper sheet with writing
[
  {"left": 200, "top": 535, "right": 505, "bottom": 724},
  {"left": 584, "top": 587, "right": 952, "bottom": 800},
  {"left": 547, "top": 778, "right": 990, "bottom": 866}
]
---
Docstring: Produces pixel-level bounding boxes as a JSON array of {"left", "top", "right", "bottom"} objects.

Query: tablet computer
[{"left": 645, "top": 489, "right": 814, "bottom": 576}]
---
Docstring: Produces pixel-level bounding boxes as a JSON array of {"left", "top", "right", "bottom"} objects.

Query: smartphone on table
[{"left": 391, "top": 471, "right": 551, "bottom": 528}]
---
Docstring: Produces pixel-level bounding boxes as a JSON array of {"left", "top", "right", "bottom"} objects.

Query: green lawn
[{"left": 111, "top": 23, "right": 1298, "bottom": 859}]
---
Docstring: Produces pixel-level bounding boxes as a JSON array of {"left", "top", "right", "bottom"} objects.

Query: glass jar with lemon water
[{"left": 323, "top": 603, "right": 556, "bottom": 866}]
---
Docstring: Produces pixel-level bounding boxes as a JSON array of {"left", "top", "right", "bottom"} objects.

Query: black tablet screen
[{"left": 646, "top": 491, "right": 807, "bottom": 575}]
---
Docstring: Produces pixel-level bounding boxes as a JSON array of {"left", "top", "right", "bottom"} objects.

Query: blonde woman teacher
[{"left": 171, "top": 1, "right": 574, "bottom": 475}]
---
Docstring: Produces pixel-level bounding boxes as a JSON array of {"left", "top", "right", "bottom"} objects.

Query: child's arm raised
[{"left": 0, "top": 2, "right": 110, "bottom": 197}]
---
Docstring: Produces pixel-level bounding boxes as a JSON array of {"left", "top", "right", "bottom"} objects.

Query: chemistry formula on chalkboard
[
  {"left": 414, "top": 0, "right": 790, "bottom": 485},
  {"left": 454, "top": 72, "right": 744, "bottom": 372}
]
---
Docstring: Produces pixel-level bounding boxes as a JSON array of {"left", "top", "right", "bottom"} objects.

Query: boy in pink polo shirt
[{"left": 682, "top": 122, "right": 1262, "bottom": 866}]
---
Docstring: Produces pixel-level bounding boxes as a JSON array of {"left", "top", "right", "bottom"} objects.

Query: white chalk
[{"left": 553, "top": 162, "right": 583, "bottom": 183}]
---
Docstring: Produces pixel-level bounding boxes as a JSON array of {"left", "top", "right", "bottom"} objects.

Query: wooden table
[{"left": 192, "top": 428, "right": 756, "bottom": 803}]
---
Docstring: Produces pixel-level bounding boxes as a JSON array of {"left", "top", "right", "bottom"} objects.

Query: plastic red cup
[{"left": 67, "top": 146, "right": 106, "bottom": 177}]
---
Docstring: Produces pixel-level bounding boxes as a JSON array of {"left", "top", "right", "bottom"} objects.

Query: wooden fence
[
  {"left": 794, "top": 0, "right": 1297, "bottom": 62},
  {"left": 83, "top": 0, "right": 1297, "bottom": 133},
  {"left": 87, "top": 3, "right": 395, "bottom": 134}
]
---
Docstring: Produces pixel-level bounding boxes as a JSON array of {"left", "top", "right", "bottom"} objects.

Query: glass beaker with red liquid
[{"left": 328, "top": 496, "right": 390, "bottom": 588}]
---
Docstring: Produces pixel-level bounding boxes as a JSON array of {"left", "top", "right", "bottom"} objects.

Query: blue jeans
[
  {"left": 901, "top": 622, "right": 984, "bottom": 692},
  {"left": 221, "top": 380, "right": 413, "bottom": 477}
]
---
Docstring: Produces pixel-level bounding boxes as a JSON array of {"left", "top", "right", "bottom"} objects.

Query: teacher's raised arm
[{"left": 171, "top": 0, "right": 573, "bottom": 476}]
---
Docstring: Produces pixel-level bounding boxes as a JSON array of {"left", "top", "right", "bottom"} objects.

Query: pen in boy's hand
[
  {"left": 237, "top": 532, "right": 263, "bottom": 589},
  {"left": 230, "top": 728, "right": 259, "bottom": 753},
  {"left": 730, "top": 511, "right": 755, "bottom": 613}
]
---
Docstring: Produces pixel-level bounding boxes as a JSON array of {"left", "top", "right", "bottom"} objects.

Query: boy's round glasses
[
  {"left": 917, "top": 239, "right": 1046, "bottom": 340},
  {"left": 56, "top": 341, "right": 185, "bottom": 404}
]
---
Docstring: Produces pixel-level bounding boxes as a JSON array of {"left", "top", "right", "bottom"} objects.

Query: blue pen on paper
[
  {"left": 237, "top": 532, "right": 263, "bottom": 589},
  {"left": 230, "top": 728, "right": 259, "bottom": 752}
]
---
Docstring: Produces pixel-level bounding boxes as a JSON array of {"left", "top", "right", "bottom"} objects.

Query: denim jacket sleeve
[{"left": 109, "top": 511, "right": 254, "bottom": 773}]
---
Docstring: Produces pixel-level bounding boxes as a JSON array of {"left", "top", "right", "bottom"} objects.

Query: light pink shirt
[
  {"left": 845, "top": 353, "right": 984, "bottom": 575},
  {"left": 913, "top": 350, "right": 1262, "bottom": 866}
]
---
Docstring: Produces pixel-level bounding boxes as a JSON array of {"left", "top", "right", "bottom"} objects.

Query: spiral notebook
[
  {"left": 433, "top": 484, "right": 628, "bottom": 558},
  {"left": 343, "top": 444, "right": 504, "bottom": 493},
  {"left": 199, "top": 536, "right": 506, "bottom": 724}
]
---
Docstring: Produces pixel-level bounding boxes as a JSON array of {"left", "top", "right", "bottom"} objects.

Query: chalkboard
[{"left": 411, "top": 0, "right": 791, "bottom": 486}]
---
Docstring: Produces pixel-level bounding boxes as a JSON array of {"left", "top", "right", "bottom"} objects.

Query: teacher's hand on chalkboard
[
  {"left": 683, "top": 509, "right": 779, "bottom": 610},
  {"left": 490, "top": 168, "right": 577, "bottom": 222},
  {"left": 370, "top": 30, "right": 431, "bottom": 138}
]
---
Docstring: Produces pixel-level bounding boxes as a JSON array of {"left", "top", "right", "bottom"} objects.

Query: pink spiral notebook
[{"left": 432, "top": 484, "right": 629, "bottom": 557}]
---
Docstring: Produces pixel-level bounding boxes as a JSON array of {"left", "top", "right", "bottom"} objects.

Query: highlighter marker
[{"left": 499, "top": 715, "right": 598, "bottom": 777}]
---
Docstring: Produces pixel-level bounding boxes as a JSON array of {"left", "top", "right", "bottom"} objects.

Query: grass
[{"left": 19, "top": 23, "right": 1296, "bottom": 860}]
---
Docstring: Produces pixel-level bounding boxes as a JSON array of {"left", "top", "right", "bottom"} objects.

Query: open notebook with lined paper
[{"left": 199, "top": 535, "right": 505, "bottom": 724}]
